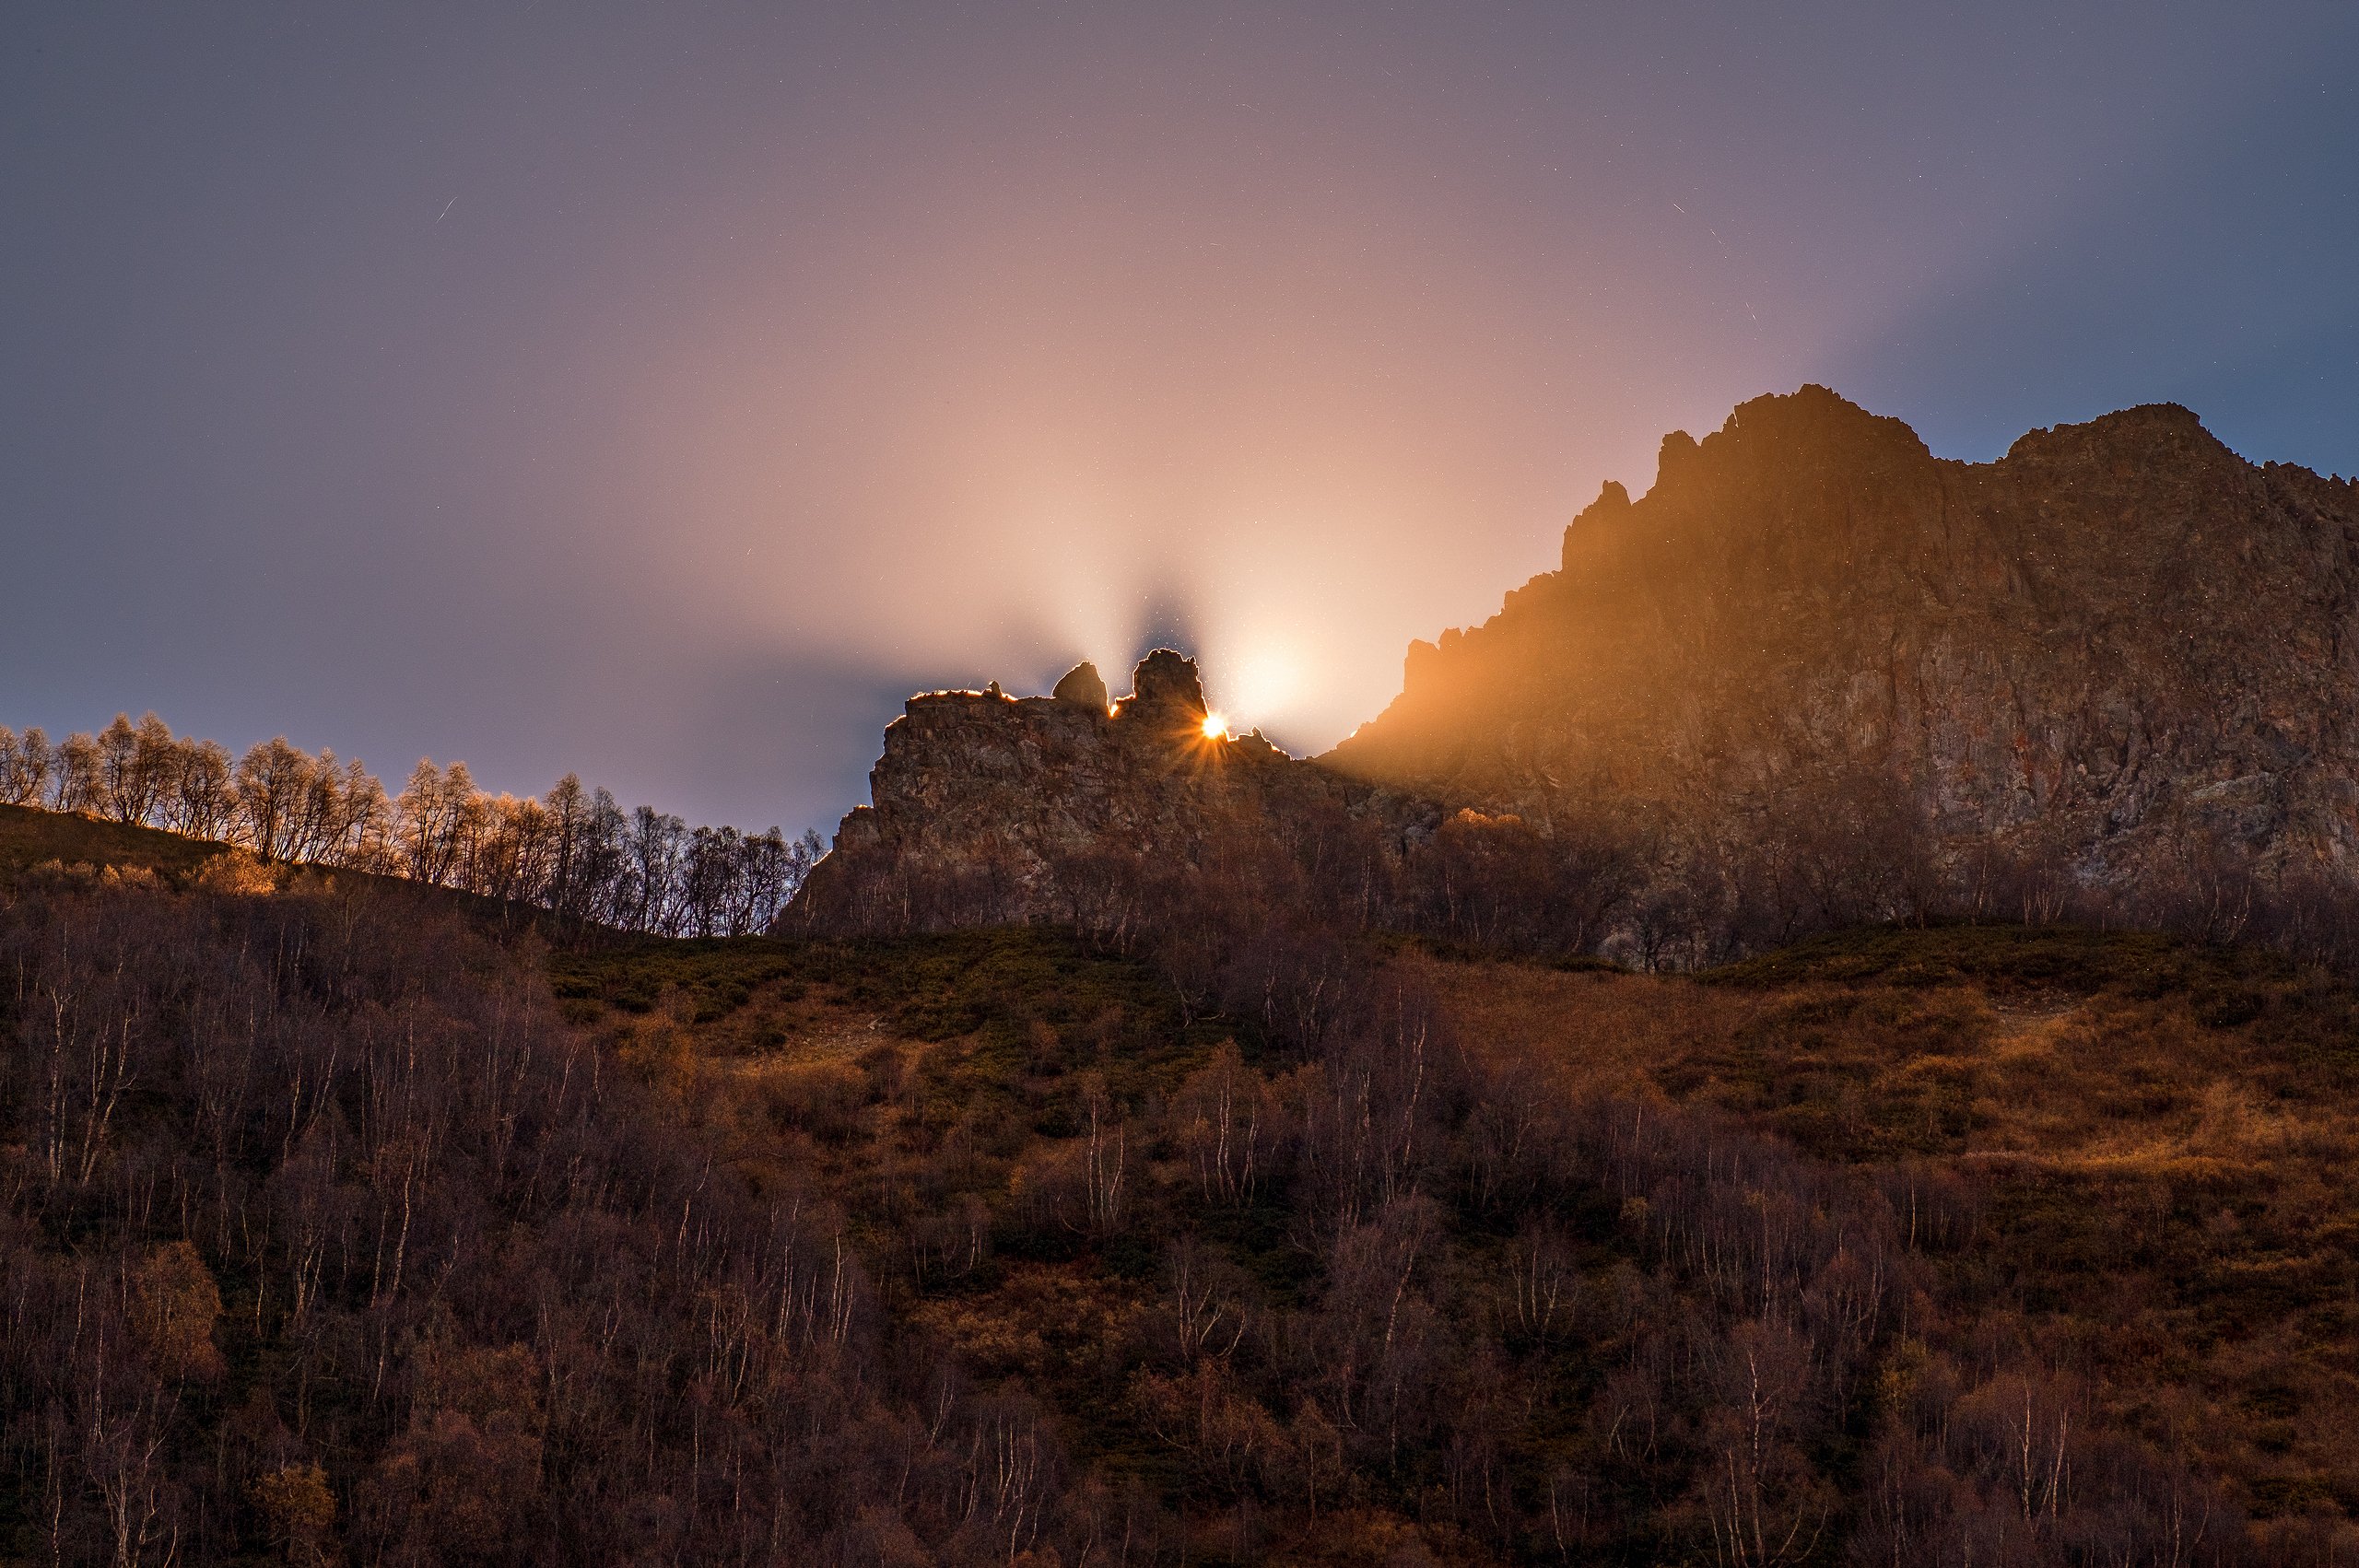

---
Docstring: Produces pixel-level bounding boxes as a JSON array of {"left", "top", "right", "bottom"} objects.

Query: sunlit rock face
[
  {"left": 1331, "top": 385, "right": 2359, "bottom": 889},
  {"left": 794, "top": 652, "right": 1435, "bottom": 930}
]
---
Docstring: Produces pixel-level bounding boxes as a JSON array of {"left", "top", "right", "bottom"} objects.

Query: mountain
[
  {"left": 18, "top": 389, "right": 2359, "bottom": 1562},
  {"left": 797, "top": 389, "right": 2359, "bottom": 962},
  {"left": 1330, "top": 386, "right": 2359, "bottom": 899}
]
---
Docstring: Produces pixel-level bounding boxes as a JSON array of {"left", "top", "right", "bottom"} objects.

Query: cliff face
[
  {"left": 799, "top": 387, "right": 2359, "bottom": 946},
  {"left": 1328, "top": 386, "right": 2359, "bottom": 887},
  {"left": 794, "top": 650, "right": 1437, "bottom": 931}
]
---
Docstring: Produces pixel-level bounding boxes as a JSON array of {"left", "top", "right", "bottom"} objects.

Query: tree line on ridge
[{"left": 0, "top": 712, "right": 821, "bottom": 937}]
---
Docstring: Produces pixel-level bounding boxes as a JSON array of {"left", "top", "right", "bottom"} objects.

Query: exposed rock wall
[
  {"left": 1330, "top": 386, "right": 2359, "bottom": 891},
  {"left": 792, "top": 651, "right": 1438, "bottom": 931},
  {"left": 796, "top": 388, "right": 2359, "bottom": 947}
]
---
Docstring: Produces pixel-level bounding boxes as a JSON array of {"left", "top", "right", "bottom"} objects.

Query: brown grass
[
  {"left": 0, "top": 802, "right": 233, "bottom": 883},
  {"left": 552, "top": 919, "right": 2359, "bottom": 1542},
  {"left": 1417, "top": 930, "right": 2359, "bottom": 1525}
]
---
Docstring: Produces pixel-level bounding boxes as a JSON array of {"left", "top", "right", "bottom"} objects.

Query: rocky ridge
[
  {"left": 795, "top": 387, "right": 2359, "bottom": 951},
  {"left": 792, "top": 650, "right": 1439, "bottom": 931},
  {"left": 1331, "top": 386, "right": 2359, "bottom": 895}
]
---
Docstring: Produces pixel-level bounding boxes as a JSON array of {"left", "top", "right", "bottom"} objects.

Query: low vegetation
[
  {"left": 0, "top": 802, "right": 231, "bottom": 885},
  {"left": 5, "top": 809, "right": 2355, "bottom": 1564},
  {"left": 1434, "top": 927, "right": 2359, "bottom": 1537}
]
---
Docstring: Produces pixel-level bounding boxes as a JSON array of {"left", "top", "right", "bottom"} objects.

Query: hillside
[
  {"left": 0, "top": 800, "right": 237, "bottom": 884},
  {"left": 544, "top": 917, "right": 2359, "bottom": 1562},
  {"left": 0, "top": 798, "right": 581, "bottom": 930},
  {"left": 1330, "top": 388, "right": 2359, "bottom": 907},
  {"left": 12, "top": 852, "right": 2359, "bottom": 1561},
  {"left": 1429, "top": 927, "right": 2359, "bottom": 1527}
]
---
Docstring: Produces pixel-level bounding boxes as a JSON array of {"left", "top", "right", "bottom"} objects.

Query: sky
[{"left": 5, "top": 3, "right": 2355, "bottom": 836}]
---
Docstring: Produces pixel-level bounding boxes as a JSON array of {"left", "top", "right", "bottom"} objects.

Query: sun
[{"left": 1200, "top": 711, "right": 1227, "bottom": 740}]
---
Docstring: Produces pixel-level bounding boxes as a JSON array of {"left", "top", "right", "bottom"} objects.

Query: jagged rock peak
[
  {"left": 1119, "top": 649, "right": 1207, "bottom": 720},
  {"left": 2002, "top": 402, "right": 2224, "bottom": 466},
  {"left": 1724, "top": 382, "right": 1929, "bottom": 448},
  {"left": 1051, "top": 661, "right": 1109, "bottom": 710},
  {"left": 1331, "top": 384, "right": 2359, "bottom": 899},
  {"left": 1555, "top": 387, "right": 1940, "bottom": 569},
  {"left": 1562, "top": 481, "right": 1632, "bottom": 568}
]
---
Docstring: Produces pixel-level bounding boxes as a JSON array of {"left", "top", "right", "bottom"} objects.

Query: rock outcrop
[
  {"left": 1050, "top": 661, "right": 1109, "bottom": 710},
  {"left": 1329, "top": 386, "right": 2359, "bottom": 892},
  {"left": 793, "top": 652, "right": 1438, "bottom": 931},
  {"left": 795, "top": 387, "right": 2359, "bottom": 950}
]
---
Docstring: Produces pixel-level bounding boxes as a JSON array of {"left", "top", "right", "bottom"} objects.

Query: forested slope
[
  {"left": 545, "top": 919, "right": 2359, "bottom": 1565},
  {"left": 13, "top": 845, "right": 2352, "bottom": 1563},
  {"left": 1, "top": 881, "right": 1109, "bottom": 1566}
]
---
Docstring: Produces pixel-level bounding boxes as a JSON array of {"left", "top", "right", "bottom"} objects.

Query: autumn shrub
[{"left": 761, "top": 1059, "right": 872, "bottom": 1143}]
